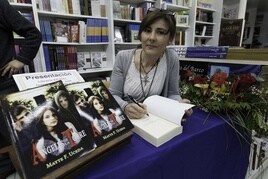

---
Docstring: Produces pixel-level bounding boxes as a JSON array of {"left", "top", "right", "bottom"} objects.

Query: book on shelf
[
  {"left": 51, "top": 20, "right": 69, "bottom": 43},
  {"left": 185, "top": 52, "right": 227, "bottom": 59},
  {"left": 77, "top": 51, "right": 92, "bottom": 71},
  {"left": 86, "top": 18, "right": 94, "bottom": 43},
  {"left": 183, "top": 0, "right": 192, "bottom": 7},
  {"left": 114, "top": 26, "right": 124, "bottom": 43},
  {"left": 0, "top": 81, "right": 96, "bottom": 179},
  {"left": 186, "top": 46, "right": 229, "bottom": 53},
  {"left": 219, "top": 18, "right": 243, "bottom": 47},
  {"left": 197, "top": 0, "right": 213, "bottom": 8},
  {"left": 112, "top": 0, "right": 121, "bottom": 19},
  {"left": 78, "top": 20, "right": 87, "bottom": 43},
  {"left": 65, "top": 80, "right": 134, "bottom": 146},
  {"left": 174, "top": 31, "right": 185, "bottom": 46},
  {"left": 101, "top": 19, "right": 108, "bottom": 42},
  {"left": 130, "top": 95, "right": 194, "bottom": 147},
  {"left": 91, "top": 51, "right": 102, "bottom": 68},
  {"left": 69, "top": 22, "right": 79, "bottom": 43},
  {"left": 127, "top": 24, "right": 140, "bottom": 43},
  {"left": 91, "top": 0, "right": 101, "bottom": 17}
]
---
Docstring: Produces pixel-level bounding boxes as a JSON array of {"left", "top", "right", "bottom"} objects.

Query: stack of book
[{"left": 185, "top": 46, "right": 229, "bottom": 59}]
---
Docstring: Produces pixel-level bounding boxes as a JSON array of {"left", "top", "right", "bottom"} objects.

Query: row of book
[
  {"left": 43, "top": 45, "right": 107, "bottom": 72},
  {"left": 196, "top": 9, "right": 213, "bottom": 22},
  {"left": 8, "top": 0, "right": 31, "bottom": 3},
  {"left": 39, "top": 18, "right": 108, "bottom": 43},
  {"left": 163, "top": 0, "right": 192, "bottom": 7},
  {"left": 113, "top": 1, "right": 153, "bottom": 21},
  {"left": 37, "top": 0, "right": 106, "bottom": 17},
  {"left": 175, "top": 46, "right": 229, "bottom": 59},
  {"left": 195, "top": 24, "right": 213, "bottom": 36},
  {"left": 173, "top": 31, "right": 186, "bottom": 46},
  {"left": 197, "top": 0, "right": 213, "bottom": 8},
  {"left": 114, "top": 24, "right": 140, "bottom": 43}
]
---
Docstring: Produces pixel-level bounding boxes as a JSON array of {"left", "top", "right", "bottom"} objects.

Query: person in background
[
  {"left": 0, "top": 0, "right": 42, "bottom": 177},
  {"left": 109, "top": 7, "right": 193, "bottom": 119}
]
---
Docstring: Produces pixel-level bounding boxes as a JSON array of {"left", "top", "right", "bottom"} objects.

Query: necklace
[
  {"left": 139, "top": 50, "right": 159, "bottom": 85},
  {"left": 139, "top": 50, "right": 160, "bottom": 100}
]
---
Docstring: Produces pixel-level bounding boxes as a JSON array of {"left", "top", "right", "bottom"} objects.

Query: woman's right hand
[{"left": 124, "top": 103, "right": 147, "bottom": 119}]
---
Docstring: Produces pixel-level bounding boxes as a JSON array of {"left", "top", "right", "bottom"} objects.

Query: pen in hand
[{"left": 127, "top": 94, "right": 149, "bottom": 117}]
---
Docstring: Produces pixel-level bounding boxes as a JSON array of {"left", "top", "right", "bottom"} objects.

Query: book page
[{"left": 143, "top": 95, "right": 194, "bottom": 126}]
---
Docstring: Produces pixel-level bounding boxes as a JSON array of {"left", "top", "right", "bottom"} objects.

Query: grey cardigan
[{"left": 109, "top": 48, "right": 182, "bottom": 110}]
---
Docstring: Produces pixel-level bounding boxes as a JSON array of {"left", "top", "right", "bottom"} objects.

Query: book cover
[
  {"left": 219, "top": 18, "right": 243, "bottom": 47},
  {"left": 0, "top": 81, "right": 96, "bottom": 179},
  {"left": 78, "top": 20, "right": 87, "bottom": 43},
  {"left": 91, "top": 51, "right": 102, "bottom": 68},
  {"left": 43, "top": 45, "right": 52, "bottom": 71},
  {"left": 65, "top": 80, "right": 134, "bottom": 146},
  {"left": 185, "top": 52, "right": 227, "bottom": 59},
  {"left": 86, "top": 18, "right": 95, "bottom": 43},
  {"left": 101, "top": 19, "right": 108, "bottom": 42},
  {"left": 130, "top": 95, "right": 194, "bottom": 147},
  {"left": 77, "top": 51, "right": 92, "bottom": 71}
]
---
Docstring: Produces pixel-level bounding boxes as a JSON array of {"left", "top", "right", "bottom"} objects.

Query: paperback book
[
  {"left": 0, "top": 81, "right": 96, "bottom": 179},
  {"left": 130, "top": 95, "right": 194, "bottom": 147},
  {"left": 65, "top": 80, "right": 134, "bottom": 146}
]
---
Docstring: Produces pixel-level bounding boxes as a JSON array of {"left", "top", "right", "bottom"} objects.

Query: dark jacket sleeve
[{"left": 0, "top": 0, "right": 42, "bottom": 65}]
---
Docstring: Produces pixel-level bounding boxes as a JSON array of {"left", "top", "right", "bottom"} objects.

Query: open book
[{"left": 130, "top": 95, "right": 194, "bottom": 147}]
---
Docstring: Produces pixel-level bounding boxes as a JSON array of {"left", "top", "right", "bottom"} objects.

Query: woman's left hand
[{"left": 181, "top": 98, "right": 193, "bottom": 117}]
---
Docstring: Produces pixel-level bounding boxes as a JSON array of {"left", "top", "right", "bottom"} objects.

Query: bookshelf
[
  {"left": 189, "top": 0, "right": 223, "bottom": 46},
  {"left": 9, "top": 0, "right": 246, "bottom": 76},
  {"left": 31, "top": 0, "right": 114, "bottom": 78}
]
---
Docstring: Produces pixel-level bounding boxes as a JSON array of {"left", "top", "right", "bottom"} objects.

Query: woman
[
  {"left": 35, "top": 106, "right": 81, "bottom": 160},
  {"left": 88, "top": 96, "right": 124, "bottom": 134},
  {"left": 109, "top": 7, "right": 193, "bottom": 119},
  {"left": 54, "top": 90, "right": 81, "bottom": 123},
  {"left": 97, "top": 86, "right": 117, "bottom": 110}
]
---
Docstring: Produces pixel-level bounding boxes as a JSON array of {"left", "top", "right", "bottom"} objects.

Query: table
[{"left": 76, "top": 108, "right": 250, "bottom": 179}]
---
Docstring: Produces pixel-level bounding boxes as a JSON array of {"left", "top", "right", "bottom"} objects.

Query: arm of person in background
[{"left": 0, "top": 0, "right": 42, "bottom": 77}]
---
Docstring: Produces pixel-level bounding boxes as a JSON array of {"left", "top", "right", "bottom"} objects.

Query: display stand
[{"left": 0, "top": 131, "right": 132, "bottom": 179}]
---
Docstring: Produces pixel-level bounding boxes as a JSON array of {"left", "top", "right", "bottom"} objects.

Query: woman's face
[
  {"left": 93, "top": 98, "right": 104, "bottom": 113},
  {"left": 141, "top": 19, "right": 171, "bottom": 57},
  {"left": 59, "top": 96, "right": 69, "bottom": 109},
  {"left": 101, "top": 90, "right": 109, "bottom": 100},
  {"left": 43, "top": 109, "right": 58, "bottom": 127}
]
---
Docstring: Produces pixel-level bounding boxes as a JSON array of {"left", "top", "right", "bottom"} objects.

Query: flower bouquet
[{"left": 179, "top": 69, "right": 268, "bottom": 139}]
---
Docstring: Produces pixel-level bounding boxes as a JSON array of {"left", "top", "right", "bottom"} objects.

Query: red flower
[
  {"left": 211, "top": 72, "right": 228, "bottom": 87},
  {"left": 193, "top": 75, "right": 208, "bottom": 84},
  {"left": 238, "top": 74, "right": 256, "bottom": 88},
  {"left": 181, "top": 70, "right": 193, "bottom": 80}
]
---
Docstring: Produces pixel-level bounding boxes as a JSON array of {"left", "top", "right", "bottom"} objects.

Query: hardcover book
[
  {"left": 185, "top": 52, "right": 227, "bottom": 59},
  {"left": 130, "top": 95, "right": 194, "bottom": 147},
  {"left": 0, "top": 81, "right": 96, "bottom": 179},
  {"left": 186, "top": 46, "right": 229, "bottom": 53},
  {"left": 219, "top": 18, "right": 243, "bottom": 47},
  {"left": 65, "top": 80, "right": 134, "bottom": 146}
]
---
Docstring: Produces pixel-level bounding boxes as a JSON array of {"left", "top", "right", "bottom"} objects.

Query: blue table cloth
[{"left": 77, "top": 108, "right": 250, "bottom": 179}]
